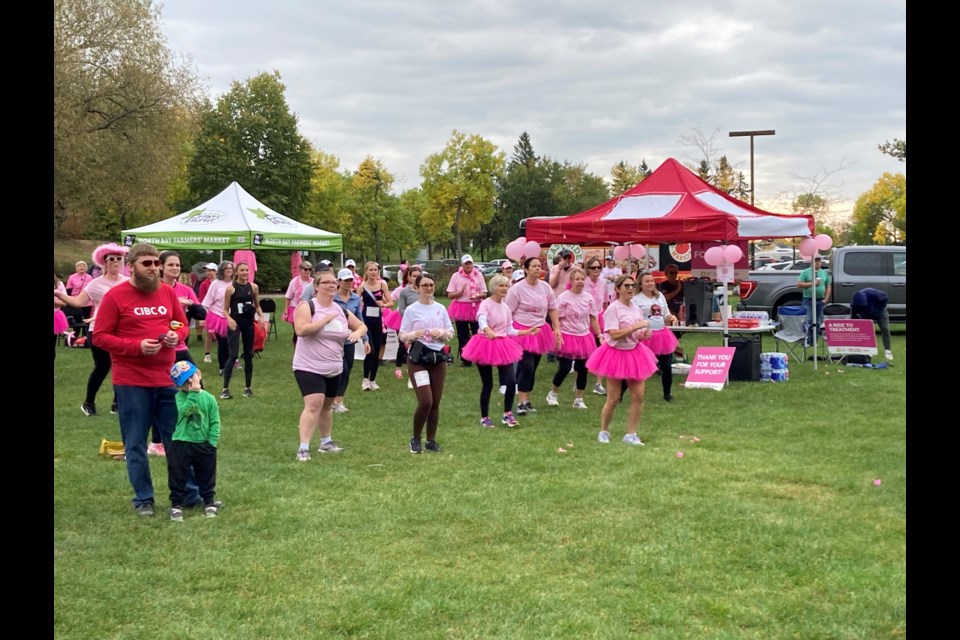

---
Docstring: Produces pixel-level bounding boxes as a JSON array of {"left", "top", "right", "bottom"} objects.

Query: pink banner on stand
[
  {"left": 684, "top": 347, "right": 736, "bottom": 390},
  {"left": 824, "top": 319, "right": 878, "bottom": 355}
]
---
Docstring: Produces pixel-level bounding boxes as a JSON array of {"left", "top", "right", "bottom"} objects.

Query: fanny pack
[{"left": 408, "top": 341, "right": 448, "bottom": 365}]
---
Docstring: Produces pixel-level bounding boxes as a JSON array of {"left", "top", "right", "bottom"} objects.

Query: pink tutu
[
  {"left": 447, "top": 300, "right": 480, "bottom": 322},
  {"left": 282, "top": 304, "right": 297, "bottom": 324},
  {"left": 557, "top": 333, "right": 597, "bottom": 360},
  {"left": 646, "top": 328, "right": 679, "bottom": 355},
  {"left": 511, "top": 322, "right": 556, "bottom": 355},
  {"left": 461, "top": 334, "right": 523, "bottom": 366},
  {"left": 54, "top": 309, "right": 69, "bottom": 334},
  {"left": 382, "top": 307, "right": 402, "bottom": 331},
  {"left": 205, "top": 313, "right": 229, "bottom": 338},
  {"left": 586, "top": 342, "right": 658, "bottom": 381}
]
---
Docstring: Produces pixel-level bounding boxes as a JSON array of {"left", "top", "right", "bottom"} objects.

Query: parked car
[
  {"left": 738, "top": 246, "right": 905, "bottom": 321},
  {"left": 759, "top": 259, "right": 830, "bottom": 271},
  {"left": 382, "top": 264, "right": 403, "bottom": 281}
]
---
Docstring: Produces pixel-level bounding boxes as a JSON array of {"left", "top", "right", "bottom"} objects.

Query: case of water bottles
[{"left": 760, "top": 352, "right": 789, "bottom": 382}]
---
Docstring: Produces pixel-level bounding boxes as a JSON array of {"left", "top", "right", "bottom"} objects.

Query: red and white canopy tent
[
  {"left": 523, "top": 157, "right": 815, "bottom": 353},
  {"left": 523, "top": 157, "right": 813, "bottom": 246}
]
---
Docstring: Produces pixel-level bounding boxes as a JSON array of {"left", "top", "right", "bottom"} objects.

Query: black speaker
[
  {"left": 683, "top": 279, "right": 715, "bottom": 326},
  {"left": 729, "top": 338, "right": 760, "bottom": 381}
]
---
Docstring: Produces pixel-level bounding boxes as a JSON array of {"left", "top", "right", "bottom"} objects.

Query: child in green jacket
[{"left": 168, "top": 361, "right": 221, "bottom": 521}]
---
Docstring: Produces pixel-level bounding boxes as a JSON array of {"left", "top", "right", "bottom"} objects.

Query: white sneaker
[
  {"left": 498, "top": 385, "right": 506, "bottom": 395},
  {"left": 368, "top": 381, "right": 381, "bottom": 391},
  {"left": 333, "top": 403, "right": 349, "bottom": 414},
  {"left": 572, "top": 398, "right": 588, "bottom": 409},
  {"left": 546, "top": 391, "right": 559, "bottom": 406},
  {"left": 592, "top": 383, "right": 606, "bottom": 395},
  {"left": 885, "top": 349, "right": 893, "bottom": 360},
  {"left": 623, "top": 433, "right": 645, "bottom": 446},
  {"left": 203, "top": 354, "right": 212, "bottom": 363},
  {"left": 597, "top": 430, "right": 610, "bottom": 443},
  {"left": 361, "top": 379, "right": 371, "bottom": 391},
  {"left": 407, "top": 379, "right": 413, "bottom": 389}
]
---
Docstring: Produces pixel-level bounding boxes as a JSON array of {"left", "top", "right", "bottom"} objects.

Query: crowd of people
[{"left": 57, "top": 245, "right": 693, "bottom": 521}]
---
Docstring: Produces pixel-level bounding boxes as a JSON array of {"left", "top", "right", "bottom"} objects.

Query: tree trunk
[{"left": 452, "top": 202, "right": 463, "bottom": 256}]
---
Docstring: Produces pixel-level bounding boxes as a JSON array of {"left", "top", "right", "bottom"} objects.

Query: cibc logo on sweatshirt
[{"left": 133, "top": 306, "right": 169, "bottom": 316}]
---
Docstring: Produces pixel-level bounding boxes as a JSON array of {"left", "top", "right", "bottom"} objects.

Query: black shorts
[{"left": 293, "top": 369, "right": 342, "bottom": 397}]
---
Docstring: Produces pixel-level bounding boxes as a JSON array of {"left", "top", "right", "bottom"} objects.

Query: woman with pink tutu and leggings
[
  {"left": 586, "top": 274, "right": 658, "bottom": 446},
  {"left": 462, "top": 274, "right": 540, "bottom": 428},
  {"left": 545, "top": 267, "right": 601, "bottom": 410},
  {"left": 504, "top": 256, "right": 561, "bottom": 416},
  {"left": 633, "top": 272, "right": 680, "bottom": 402}
]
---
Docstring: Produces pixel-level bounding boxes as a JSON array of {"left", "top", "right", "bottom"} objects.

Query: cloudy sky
[{"left": 158, "top": 0, "right": 905, "bottom": 219}]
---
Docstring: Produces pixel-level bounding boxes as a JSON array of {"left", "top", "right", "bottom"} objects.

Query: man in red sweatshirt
[{"left": 94, "top": 243, "right": 195, "bottom": 517}]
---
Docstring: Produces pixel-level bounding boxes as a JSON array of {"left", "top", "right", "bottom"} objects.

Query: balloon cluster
[
  {"left": 798, "top": 234, "right": 834, "bottom": 260},
  {"left": 703, "top": 245, "right": 743, "bottom": 266},
  {"left": 505, "top": 237, "right": 543, "bottom": 261},
  {"left": 611, "top": 245, "right": 646, "bottom": 262}
]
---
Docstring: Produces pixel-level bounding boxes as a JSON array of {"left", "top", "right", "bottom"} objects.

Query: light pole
[{"left": 728, "top": 129, "right": 775, "bottom": 206}]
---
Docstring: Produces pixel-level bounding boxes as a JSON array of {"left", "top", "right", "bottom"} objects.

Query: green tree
[
  {"left": 610, "top": 161, "right": 643, "bottom": 196},
  {"left": 342, "top": 157, "right": 401, "bottom": 264},
  {"left": 878, "top": 138, "right": 906, "bottom": 162},
  {"left": 495, "top": 132, "right": 554, "bottom": 245},
  {"left": 547, "top": 160, "right": 610, "bottom": 216},
  {"left": 54, "top": 0, "right": 202, "bottom": 238},
  {"left": 420, "top": 130, "right": 505, "bottom": 255},
  {"left": 847, "top": 173, "right": 906, "bottom": 245},
  {"left": 304, "top": 149, "right": 350, "bottom": 236},
  {"left": 187, "top": 71, "right": 313, "bottom": 218},
  {"left": 792, "top": 193, "right": 833, "bottom": 235}
]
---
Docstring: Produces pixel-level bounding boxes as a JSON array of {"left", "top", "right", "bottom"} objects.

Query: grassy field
[{"left": 53, "top": 318, "right": 906, "bottom": 639}]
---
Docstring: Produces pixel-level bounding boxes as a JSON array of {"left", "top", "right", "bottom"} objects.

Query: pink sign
[
  {"left": 684, "top": 347, "right": 736, "bottom": 390},
  {"left": 824, "top": 319, "right": 878, "bottom": 355}
]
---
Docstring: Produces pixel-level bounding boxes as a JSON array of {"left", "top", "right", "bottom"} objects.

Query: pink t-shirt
[
  {"left": 549, "top": 263, "right": 575, "bottom": 296},
  {"left": 84, "top": 274, "right": 130, "bottom": 331},
  {"left": 504, "top": 279, "right": 556, "bottom": 327},
  {"left": 66, "top": 273, "right": 94, "bottom": 307},
  {"left": 446, "top": 268, "right": 486, "bottom": 301},
  {"left": 476, "top": 297, "right": 515, "bottom": 336},
  {"left": 291, "top": 300, "right": 349, "bottom": 377},
  {"left": 201, "top": 280, "right": 231, "bottom": 319},
  {"left": 556, "top": 290, "right": 600, "bottom": 336},
  {"left": 583, "top": 276, "right": 607, "bottom": 314},
  {"left": 602, "top": 300, "right": 647, "bottom": 350},
  {"left": 284, "top": 276, "right": 312, "bottom": 312},
  {"left": 171, "top": 282, "right": 200, "bottom": 348}
]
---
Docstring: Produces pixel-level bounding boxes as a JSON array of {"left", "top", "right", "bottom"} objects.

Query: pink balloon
[
  {"left": 815, "top": 234, "right": 834, "bottom": 251},
  {"left": 630, "top": 244, "right": 646, "bottom": 259},
  {"left": 704, "top": 246, "right": 725, "bottom": 266},
  {"left": 798, "top": 237, "right": 817, "bottom": 259},
  {"left": 723, "top": 245, "right": 743, "bottom": 264},
  {"left": 613, "top": 245, "right": 629, "bottom": 261},
  {"left": 505, "top": 240, "right": 524, "bottom": 261},
  {"left": 524, "top": 241, "right": 541, "bottom": 259}
]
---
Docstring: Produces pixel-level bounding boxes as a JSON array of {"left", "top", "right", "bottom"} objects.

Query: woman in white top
[
  {"left": 633, "top": 273, "right": 680, "bottom": 402},
  {"left": 398, "top": 273, "right": 454, "bottom": 454},
  {"left": 585, "top": 274, "right": 658, "bottom": 446},
  {"left": 292, "top": 270, "right": 367, "bottom": 461},
  {"left": 546, "top": 267, "right": 601, "bottom": 410}
]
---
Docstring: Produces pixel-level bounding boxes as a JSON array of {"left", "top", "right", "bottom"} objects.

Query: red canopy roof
[{"left": 524, "top": 157, "right": 813, "bottom": 245}]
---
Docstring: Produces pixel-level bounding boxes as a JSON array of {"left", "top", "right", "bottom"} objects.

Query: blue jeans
[
  {"left": 802, "top": 298, "right": 825, "bottom": 345},
  {"left": 114, "top": 384, "right": 199, "bottom": 508}
]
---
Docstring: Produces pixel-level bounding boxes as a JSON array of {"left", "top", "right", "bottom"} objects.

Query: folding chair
[
  {"left": 259, "top": 298, "right": 279, "bottom": 340},
  {"left": 820, "top": 303, "right": 852, "bottom": 363},
  {"left": 773, "top": 305, "right": 810, "bottom": 364}
]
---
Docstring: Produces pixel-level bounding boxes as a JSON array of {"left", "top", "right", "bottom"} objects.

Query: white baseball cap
[
  {"left": 512, "top": 270, "right": 525, "bottom": 282},
  {"left": 204, "top": 263, "right": 218, "bottom": 270},
  {"left": 345, "top": 259, "right": 357, "bottom": 267},
  {"left": 461, "top": 254, "right": 474, "bottom": 264},
  {"left": 337, "top": 268, "right": 354, "bottom": 281}
]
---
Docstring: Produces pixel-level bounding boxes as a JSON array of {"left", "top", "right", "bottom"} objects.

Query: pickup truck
[{"left": 737, "top": 245, "right": 906, "bottom": 322}]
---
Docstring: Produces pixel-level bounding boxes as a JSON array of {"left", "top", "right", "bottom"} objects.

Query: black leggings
[
  {"left": 363, "top": 320, "right": 385, "bottom": 381},
  {"left": 222, "top": 320, "right": 254, "bottom": 390},
  {"left": 478, "top": 364, "right": 517, "bottom": 417},
  {"left": 455, "top": 320, "right": 479, "bottom": 363},
  {"left": 85, "top": 338, "right": 114, "bottom": 407},
  {"left": 336, "top": 342, "right": 356, "bottom": 397},
  {"left": 517, "top": 351, "right": 543, "bottom": 393},
  {"left": 395, "top": 340, "right": 409, "bottom": 367},
  {"left": 656, "top": 353, "right": 673, "bottom": 397},
  {"left": 552, "top": 357, "right": 588, "bottom": 391}
]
